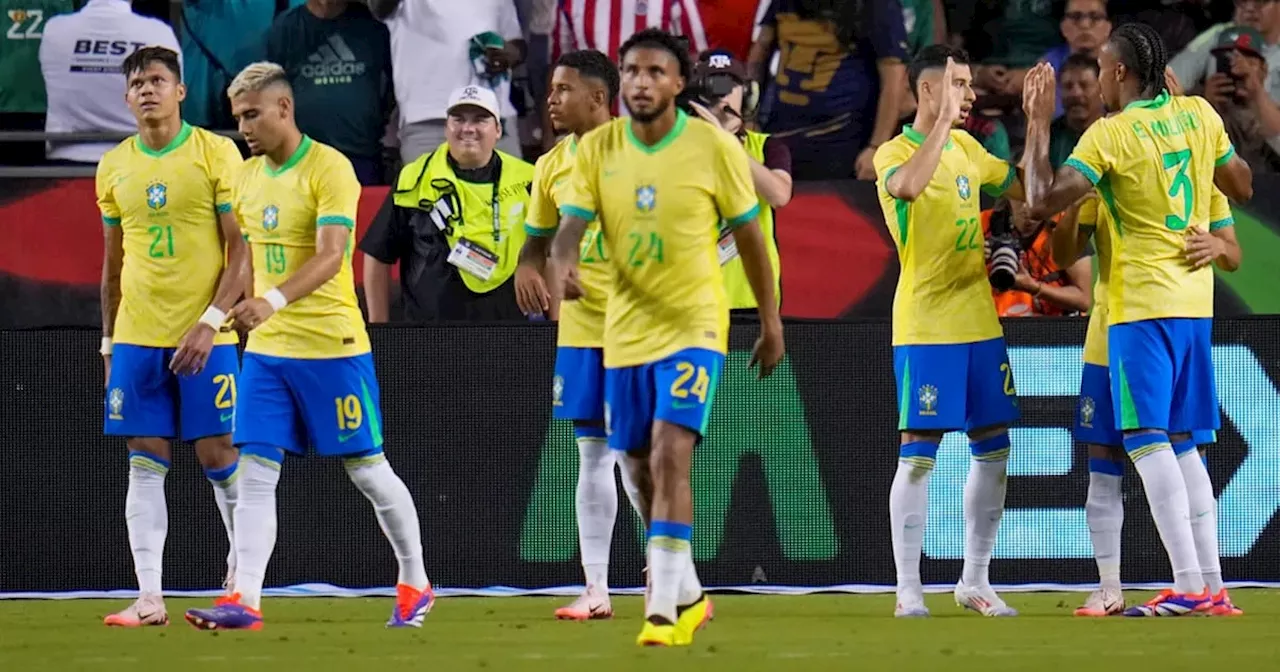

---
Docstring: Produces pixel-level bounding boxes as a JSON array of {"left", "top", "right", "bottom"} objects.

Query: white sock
[
  {"left": 125, "top": 454, "right": 169, "bottom": 596},
  {"left": 1085, "top": 468, "right": 1124, "bottom": 590},
  {"left": 889, "top": 443, "right": 935, "bottom": 603},
  {"left": 677, "top": 556, "right": 703, "bottom": 605},
  {"left": 575, "top": 436, "right": 616, "bottom": 592},
  {"left": 206, "top": 463, "right": 240, "bottom": 579},
  {"left": 1177, "top": 447, "right": 1222, "bottom": 594},
  {"left": 346, "top": 456, "right": 429, "bottom": 589},
  {"left": 645, "top": 535, "right": 688, "bottom": 623},
  {"left": 233, "top": 457, "right": 281, "bottom": 610},
  {"left": 1128, "top": 439, "right": 1202, "bottom": 594},
  {"left": 961, "top": 453, "right": 1008, "bottom": 587}
]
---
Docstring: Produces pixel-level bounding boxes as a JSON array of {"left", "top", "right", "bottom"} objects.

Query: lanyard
[{"left": 490, "top": 156, "right": 504, "bottom": 244}]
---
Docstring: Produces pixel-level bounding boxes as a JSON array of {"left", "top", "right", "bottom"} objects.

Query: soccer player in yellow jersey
[
  {"left": 97, "top": 47, "right": 247, "bottom": 628},
  {"left": 872, "top": 45, "right": 1055, "bottom": 619},
  {"left": 183, "top": 63, "right": 433, "bottom": 632},
  {"left": 551, "top": 28, "right": 785, "bottom": 647},
  {"left": 1025, "top": 23, "right": 1253, "bottom": 616},
  {"left": 515, "top": 49, "right": 643, "bottom": 621}
]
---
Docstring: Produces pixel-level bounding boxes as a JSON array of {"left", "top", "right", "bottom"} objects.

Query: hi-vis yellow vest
[
  {"left": 393, "top": 146, "right": 535, "bottom": 293},
  {"left": 722, "top": 130, "right": 781, "bottom": 309}
]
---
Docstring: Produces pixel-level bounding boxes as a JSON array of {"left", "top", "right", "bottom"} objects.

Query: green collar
[
  {"left": 265, "top": 135, "right": 313, "bottom": 177},
  {"left": 135, "top": 122, "right": 193, "bottom": 158},
  {"left": 625, "top": 110, "right": 687, "bottom": 154},
  {"left": 901, "top": 123, "right": 954, "bottom": 150},
  {"left": 1124, "top": 90, "right": 1171, "bottom": 111}
]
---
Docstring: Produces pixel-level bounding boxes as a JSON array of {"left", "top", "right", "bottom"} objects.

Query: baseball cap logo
[
  {"left": 708, "top": 54, "right": 732, "bottom": 69},
  {"left": 462, "top": 86, "right": 481, "bottom": 99}
]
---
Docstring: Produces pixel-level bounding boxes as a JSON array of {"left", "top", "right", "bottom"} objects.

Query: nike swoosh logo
[
  {"left": 1195, "top": 510, "right": 1211, "bottom": 518},
  {"left": 671, "top": 402, "right": 698, "bottom": 410},
  {"left": 220, "top": 412, "right": 234, "bottom": 422},
  {"left": 603, "top": 170, "right": 617, "bottom": 177},
  {"left": 903, "top": 523, "right": 921, "bottom": 530},
  {"left": 337, "top": 431, "right": 359, "bottom": 443}
]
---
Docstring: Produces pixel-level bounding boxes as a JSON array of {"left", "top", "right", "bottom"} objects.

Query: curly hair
[
  {"left": 556, "top": 49, "right": 620, "bottom": 104},
  {"left": 1109, "top": 22, "right": 1168, "bottom": 97},
  {"left": 619, "top": 27, "right": 692, "bottom": 81}
]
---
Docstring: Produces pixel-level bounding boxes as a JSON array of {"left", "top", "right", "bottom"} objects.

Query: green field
[{"left": 3, "top": 591, "right": 1279, "bottom": 671}]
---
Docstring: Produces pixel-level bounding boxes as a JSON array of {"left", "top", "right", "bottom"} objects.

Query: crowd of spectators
[{"left": 0, "top": 1, "right": 1271, "bottom": 319}]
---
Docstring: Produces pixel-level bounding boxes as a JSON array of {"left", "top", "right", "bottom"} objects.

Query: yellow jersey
[
  {"left": 234, "top": 136, "right": 369, "bottom": 359},
  {"left": 559, "top": 112, "right": 759, "bottom": 368},
  {"left": 525, "top": 134, "right": 610, "bottom": 348},
  {"left": 96, "top": 122, "right": 243, "bottom": 348},
  {"left": 1064, "top": 92, "right": 1234, "bottom": 325},
  {"left": 873, "top": 125, "right": 1017, "bottom": 346},
  {"left": 1081, "top": 185, "right": 1234, "bottom": 366}
]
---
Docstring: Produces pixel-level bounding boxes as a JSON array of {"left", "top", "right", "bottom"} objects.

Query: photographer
[
  {"left": 1202, "top": 25, "right": 1280, "bottom": 174},
  {"left": 984, "top": 198, "right": 1093, "bottom": 318},
  {"left": 683, "top": 50, "right": 794, "bottom": 313}
]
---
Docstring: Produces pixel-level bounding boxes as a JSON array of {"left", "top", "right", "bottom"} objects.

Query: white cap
[{"left": 446, "top": 85, "right": 501, "bottom": 122}]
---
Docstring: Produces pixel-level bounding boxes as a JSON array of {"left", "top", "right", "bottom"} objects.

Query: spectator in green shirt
[
  {"left": 902, "top": 0, "right": 945, "bottom": 56},
  {"left": 267, "top": 0, "right": 392, "bottom": 185},
  {"left": 1048, "top": 52, "right": 1104, "bottom": 169}
]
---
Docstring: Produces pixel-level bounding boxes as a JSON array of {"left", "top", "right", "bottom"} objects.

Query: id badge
[
  {"left": 717, "top": 227, "right": 739, "bottom": 266},
  {"left": 447, "top": 238, "right": 499, "bottom": 280}
]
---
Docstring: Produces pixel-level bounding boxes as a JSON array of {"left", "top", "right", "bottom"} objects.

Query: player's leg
[
  {"left": 889, "top": 343, "right": 964, "bottom": 618},
  {"left": 1074, "top": 363, "right": 1126, "bottom": 616},
  {"left": 1192, "top": 432, "right": 1241, "bottom": 616},
  {"left": 1111, "top": 321, "right": 1208, "bottom": 616},
  {"left": 103, "top": 345, "right": 176, "bottom": 627},
  {"left": 553, "top": 347, "right": 616, "bottom": 620},
  {"left": 178, "top": 344, "right": 241, "bottom": 595},
  {"left": 957, "top": 337, "right": 1021, "bottom": 617},
  {"left": 185, "top": 353, "right": 300, "bottom": 631},
  {"left": 638, "top": 348, "right": 723, "bottom": 647},
  {"left": 299, "top": 354, "right": 433, "bottom": 627}
]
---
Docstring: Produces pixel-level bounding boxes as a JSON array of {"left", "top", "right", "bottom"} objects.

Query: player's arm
[
  {"left": 516, "top": 158, "right": 555, "bottom": 315},
  {"left": 1201, "top": 97, "right": 1254, "bottom": 202},
  {"left": 358, "top": 192, "right": 406, "bottom": 323},
  {"left": 1050, "top": 193, "right": 1096, "bottom": 270},
  {"left": 550, "top": 138, "right": 601, "bottom": 301},
  {"left": 1027, "top": 114, "right": 1105, "bottom": 221},
  {"left": 96, "top": 159, "right": 122, "bottom": 384},
  {"left": 749, "top": 136, "right": 793, "bottom": 208},
  {"left": 1187, "top": 188, "right": 1242, "bottom": 271}
]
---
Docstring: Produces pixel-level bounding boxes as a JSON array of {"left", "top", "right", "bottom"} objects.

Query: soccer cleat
[
  {"left": 554, "top": 585, "right": 612, "bottom": 621},
  {"left": 636, "top": 620, "right": 681, "bottom": 647},
  {"left": 1074, "top": 587, "right": 1125, "bottom": 617},
  {"left": 674, "top": 593, "right": 713, "bottom": 642},
  {"left": 1122, "top": 589, "right": 1211, "bottom": 617},
  {"left": 1209, "top": 588, "right": 1244, "bottom": 617},
  {"left": 894, "top": 600, "right": 930, "bottom": 618},
  {"left": 103, "top": 595, "right": 168, "bottom": 627},
  {"left": 184, "top": 594, "right": 263, "bottom": 631},
  {"left": 387, "top": 583, "right": 436, "bottom": 628},
  {"left": 955, "top": 581, "right": 1018, "bottom": 617}
]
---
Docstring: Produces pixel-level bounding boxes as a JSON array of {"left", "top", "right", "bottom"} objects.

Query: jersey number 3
[{"left": 1162, "top": 149, "right": 1194, "bottom": 231}]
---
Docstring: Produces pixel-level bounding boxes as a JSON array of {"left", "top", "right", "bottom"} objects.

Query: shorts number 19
[
  {"left": 335, "top": 394, "right": 363, "bottom": 430},
  {"left": 670, "top": 362, "right": 712, "bottom": 404}
]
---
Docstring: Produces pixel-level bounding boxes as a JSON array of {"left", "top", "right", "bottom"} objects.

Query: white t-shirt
[
  {"left": 38, "top": 0, "right": 181, "bottom": 163},
  {"left": 381, "top": 0, "right": 522, "bottom": 125}
]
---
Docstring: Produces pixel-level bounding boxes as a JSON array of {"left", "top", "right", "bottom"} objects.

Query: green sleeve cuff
[
  {"left": 559, "top": 205, "right": 595, "bottom": 222},
  {"left": 317, "top": 215, "right": 355, "bottom": 229},
  {"left": 215, "top": 203, "right": 232, "bottom": 214},
  {"left": 1215, "top": 145, "right": 1236, "bottom": 166},
  {"left": 524, "top": 223, "right": 556, "bottom": 237},
  {"left": 102, "top": 216, "right": 121, "bottom": 227},
  {"left": 982, "top": 164, "right": 1017, "bottom": 197},
  {"left": 1209, "top": 217, "right": 1234, "bottom": 231},
  {"left": 1063, "top": 158, "right": 1102, "bottom": 185},
  {"left": 724, "top": 203, "right": 761, "bottom": 229},
  {"left": 884, "top": 165, "right": 900, "bottom": 182}
]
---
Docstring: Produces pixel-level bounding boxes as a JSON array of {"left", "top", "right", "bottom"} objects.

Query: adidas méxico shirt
[{"left": 266, "top": 1, "right": 391, "bottom": 161}]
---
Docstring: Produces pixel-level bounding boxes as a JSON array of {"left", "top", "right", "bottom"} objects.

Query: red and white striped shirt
[{"left": 551, "top": 0, "right": 708, "bottom": 63}]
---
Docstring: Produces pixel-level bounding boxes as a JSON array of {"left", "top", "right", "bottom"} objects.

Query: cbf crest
[
  {"left": 263, "top": 205, "right": 280, "bottom": 231},
  {"left": 956, "top": 175, "right": 971, "bottom": 201},
  {"left": 108, "top": 387, "right": 124, "bottom": 419},
  {"left": 918, "top": 384, "right": 938, "bottom": 416},
  {"left": 146, "top": 181, "right": 167, "bottom": 210},
  {"left": 636, "top": 185, "right": 657, "bottom": 213},
  {"left": 552, "top": 374, "right": 564, "bottom": 406},
  {"left": 1080, "top": 396, "right": 1096, "bottom": 428}
]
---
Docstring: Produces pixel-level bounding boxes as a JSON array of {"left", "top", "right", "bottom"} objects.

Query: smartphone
[{"left": 1216, "top": 51, "right": 1234, "bottom": 75}]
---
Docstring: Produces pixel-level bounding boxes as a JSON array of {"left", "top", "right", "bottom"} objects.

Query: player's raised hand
[
  {"left": 170, "top": 322, "right": 216, "bottom": 376},
  {"left": 937, "top": 57, "right": 963, "bottom": 124},
  {"left": 229, "top": 297, "right": 276, "bottom": 332},
  {"left": 749, "top": 321, "right": 785, "bottom": 380},
  {"left": 515, "top": 263, "right": 551, "bottom": 315},
  {"left": 1185, "top": 225, "right": 1225, "bottom": 268},
  {"left": 1022, "top": 63, "right": 1056, "bottom": 122},
  {"left": 1164, "top": 66, "right": 1184, "bottom": 96}
]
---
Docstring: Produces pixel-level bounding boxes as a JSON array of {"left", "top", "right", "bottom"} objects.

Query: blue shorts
[
  {"left": 553, "top": 346, "right": 605, "bottom": 423},
  {"left": 604, "top": 348, "right": 725, "bottom": 452},
  {"left": 893, "top": 337, "right": 1020, "bottom": 432},
  {"left": 1076, "top": 363, "right": 1217, "bottom": 447},
  {"left": 105, "top": 344, "right": 239, "bottom": 441},
  {"left": 233, "top": 352, "right": 384, "bottom": 460},
  {"left": 1109, "top": 318, "right": 1219, "bottom": 433}
]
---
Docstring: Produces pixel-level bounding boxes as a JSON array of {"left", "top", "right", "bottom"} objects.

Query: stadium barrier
[{"left": 2, "top": 318, "right": 1279, "bottom": 597}]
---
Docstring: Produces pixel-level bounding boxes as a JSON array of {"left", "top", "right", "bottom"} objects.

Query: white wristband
[
  {"left": 263, "top": 288, "right": 288, "bottom": 312},
  {"left": 199, "top": 305, "right": 227, "bottom": 329},
  {"left": 100, "top": 337, "right": 113, "bottom": 355}
]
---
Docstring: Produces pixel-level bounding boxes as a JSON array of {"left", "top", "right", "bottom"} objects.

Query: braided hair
[{"left": 1109, "top": 22, "right": 1169, "bottom": 98}]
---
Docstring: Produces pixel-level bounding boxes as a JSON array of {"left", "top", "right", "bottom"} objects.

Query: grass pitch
[{"left": 3, "top": 591, "right": 1279, "bottom": 671}]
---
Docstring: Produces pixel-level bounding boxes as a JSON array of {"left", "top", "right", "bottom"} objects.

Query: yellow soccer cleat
[
  {"left": 636, "top": 621, "right": 681, "bottom": 647},
  {"left": 674, "top": 594, "right": 714, "bottom": 644}
]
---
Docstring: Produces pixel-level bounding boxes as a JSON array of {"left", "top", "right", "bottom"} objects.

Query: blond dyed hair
[{"left": 227, "top": 61, "right": 291, "bottom": 100}]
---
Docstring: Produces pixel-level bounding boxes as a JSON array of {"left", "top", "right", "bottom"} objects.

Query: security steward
[
  {"left": 361, "top": 85, "right": 535, "bottom": 322},
  {"left": 685, "top": 50, "right": 793, "bottom": 316}
]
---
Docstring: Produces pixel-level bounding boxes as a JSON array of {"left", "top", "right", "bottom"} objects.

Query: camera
[
  {"left": 676, "top": 73, "right": 738, "bottom": 117},
  {"left": 986, "top": 200, "right": 1021, "bottom": 292}
]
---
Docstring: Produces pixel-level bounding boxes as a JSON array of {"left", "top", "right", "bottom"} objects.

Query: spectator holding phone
[
  {"left": 1203, "top": 25, "right": 1280, "bottom": 173},
  {"left": 1169, "top": 0, "right": 1280, "bottom": 99}
]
